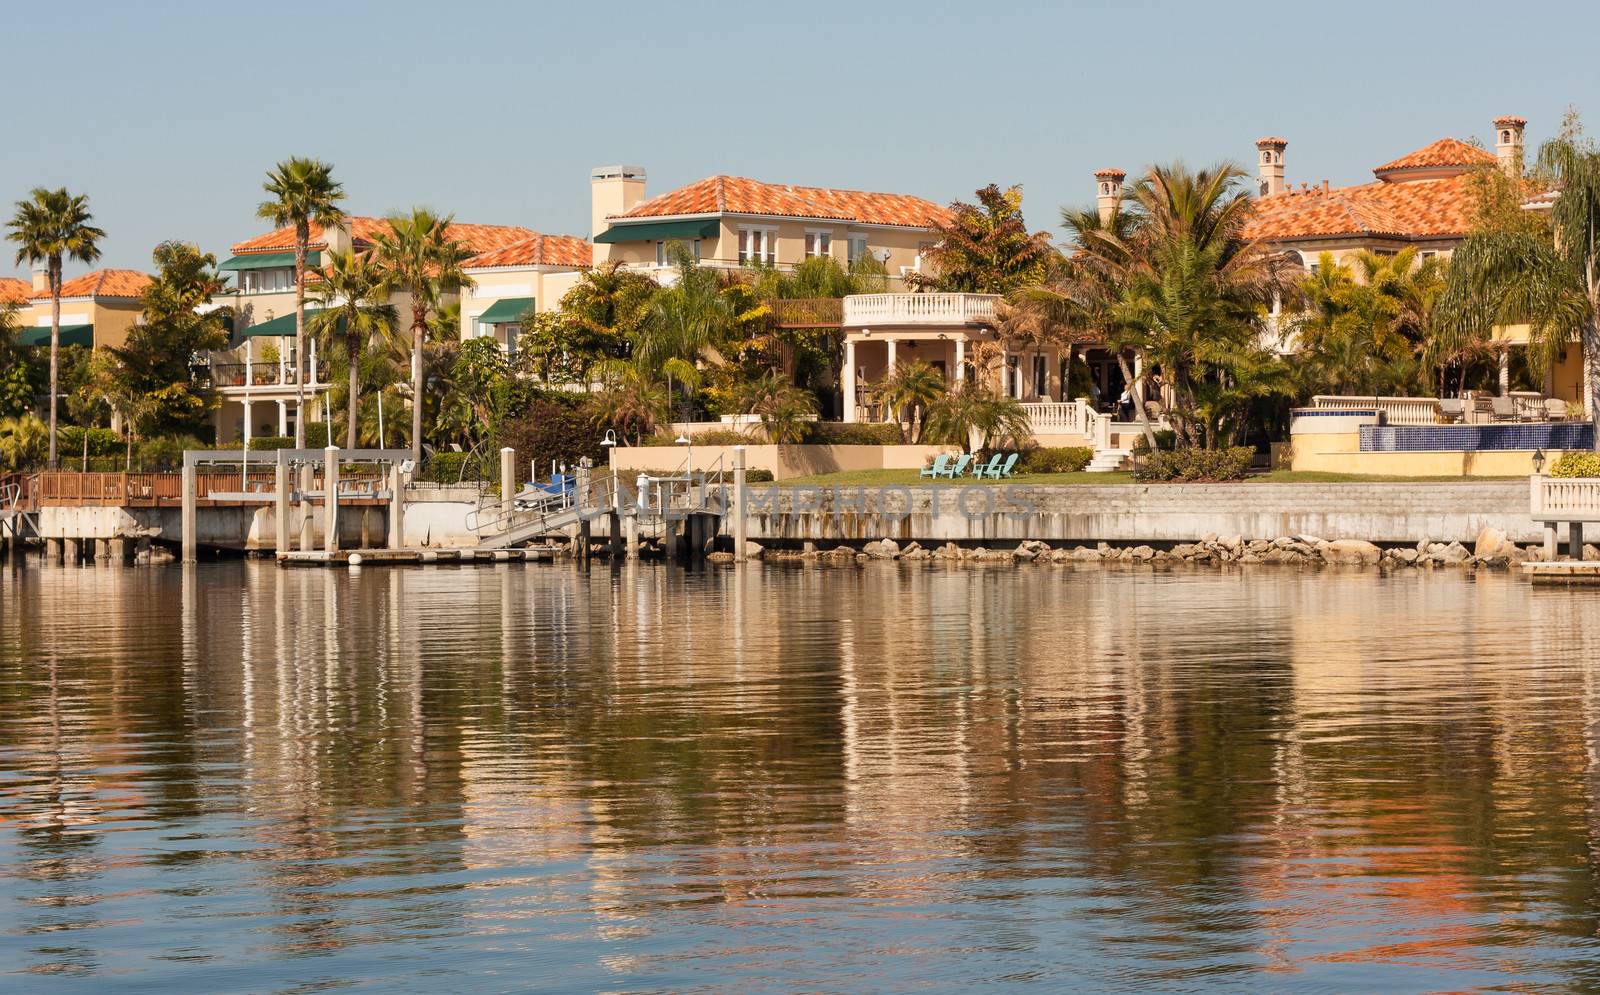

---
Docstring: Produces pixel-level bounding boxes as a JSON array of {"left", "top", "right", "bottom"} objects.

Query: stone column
[
  {"left": 46, "top": 537, "right": 63, "bottom": 561},
  {"left": 277, "top": 399, "right": 288, "bottom": 436},
  {"left": 298, "top": 464, "right": 314, "bottom": 551},
  {"left": 954, "top": 338, "right": 965, "bottom": 383},
  {"left": 64, "top": 537, "right": 82, "bottom": 564},
  {"left": 243, "top": 397, "right": 253, "bottom": 449},
  {"left": 842, "top": 339, "right": 857, "bottom": 423},
  {"left": 1499, "top": 347, "right": 1511, "bottom": 396},
  {"left": 181, "top": 463, "right": 197, "bottom": 563},
  {"left": 388, "top": 464, "right": 406, "bottom": 549},
  {"left": 323, "top": 445, "right": 340, "bottom": 554},
  {"left": 733, "top": 445, "right": 748, "bottom": 561},
  {"left": 1570, "top": 522, "right": 1585, "bottom": 562},
  {"left": 886, "top": 338, "right": 898, "bottom": 376},
  {"left": 274, "top": 460, "right": 290, "bottom": 554},
  {"left": 94, "top": 537, "right": 110, "bottom": 561}
]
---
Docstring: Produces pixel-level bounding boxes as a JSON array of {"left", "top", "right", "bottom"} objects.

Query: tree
[
  {"left": 909, "top": 183, "right": 1057, "bottom": 294},
  {"left": 0, "top": 414, "right": 46, "bottom": 471},
  {"left": 367, "top": 209, "right": 475, "bottom": 461},
  {"left": 107, "top": 242, "right": 232, "bottom": 437},
  {"left": 257, "top": 157, "right": 345, "bottom": 448},
  {"left": 539, "top": 262, "right": 657, "bottom": 389},
  {"left": 585, "top": 364, "right": 670, "bottom": 445},
  {"left": 1439, "top": 113, "right": 1600, "bottom": 437},
  {"left": 1295, "top": 248, "right": 1442, "bottom": 396},
  {"left": 637, "top": 244, "right": 736, "bottom": 419},
  {"left": 310, "top": 249, "right": 395, "bottom": 448},
  {"left": 872, "top": 360, "right": 946, "bottom": 442},
  {"left": 7, "top": 187, "right": 105, "bottom": 467},
  {"left": 731, "top": 369, "right": 819, "bottom": 444},
  {"left": 0, "top": 301, "right": 31, "bottom": 418},
  {"left": 924, "top": 382, "right": 1032, "bottom": 452}
]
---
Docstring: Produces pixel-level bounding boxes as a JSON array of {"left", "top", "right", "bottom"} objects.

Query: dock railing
[{"left": 1530, "top": 473, "right": 1600, "bottom": 560}]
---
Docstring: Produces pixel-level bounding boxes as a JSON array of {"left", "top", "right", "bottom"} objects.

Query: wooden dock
[
  {"left": 278, "top": 546, "right": 565, "bottom": 567},
  {"left": 1521, "top": 561, "right": 1600, "bottom": 585}
]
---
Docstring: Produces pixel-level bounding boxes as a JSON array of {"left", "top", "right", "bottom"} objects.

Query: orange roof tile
[
  {"left": 614, "top": 175, "right": 951, "bottom": 228},
  {"left": 28, "top": 269, "right": 151, "bottom": 301},
  {"left": 1372, "top": 137, "right": 1494, "bottom": 176},
  {"left": 231, "top": 216, "right": 536, "bottom": 256},
  {"left": 0, "top": 277, "right": 30, "bottom": 306},
  {"left": 466, "top": 233, "right": 592, "bottom": 269},
  {"left": 1244, "top": 174, "right": 1482, "bottom": 242}
]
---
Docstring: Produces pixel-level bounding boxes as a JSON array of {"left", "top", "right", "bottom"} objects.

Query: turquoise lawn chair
[
  {"left": 920, "top": 453, "right": 951, "bottom": 478},
  {"left": 972, "top": 453, "right": 1004, "bottom": 478},
  {"left": 994, "top": 452, "right": 1020, "bottom": 478},
  {"left": 942, "top": 454, "right": 973, "bottom": 478}
]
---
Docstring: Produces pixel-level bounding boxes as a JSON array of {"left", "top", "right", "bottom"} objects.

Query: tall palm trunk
[
  {"left": 411, "top": 303, "right": 426, "bottom": 462},
  {"left": 1585, "top": 252, "right": 1600, "bottom": 446},
  {"left": 293, "top": 226, "right": 308, "bottom": 449},
  {"left": 47, "top": 257, "right": 60, "bottom": 469},
  {"left": 346, "top": 325, "right": 360, "bottom": 450},
  {"left": 1113, "top": 350, "right": 1158, "bottom": 450}
]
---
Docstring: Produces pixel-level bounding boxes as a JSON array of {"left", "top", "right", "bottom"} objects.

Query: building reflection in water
[{"left": 1, "top": 559, "right": 1599, "bottom": 989}]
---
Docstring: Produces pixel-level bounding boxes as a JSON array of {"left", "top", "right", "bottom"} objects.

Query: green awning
[
  {"left": 476, "top": 297, "right": 534, "bottom": 324},
  {"left": 241, "top": 308, "right": 323, "bottom": 337},
  {"left": 17, "top": 324, "right": 93, "bottom": 347},
  {"left": 218, "top": 250, "right": 320, "bottom": 271},
  {"left": 593, "top": 218, "right": 720, "bottom": 244}
]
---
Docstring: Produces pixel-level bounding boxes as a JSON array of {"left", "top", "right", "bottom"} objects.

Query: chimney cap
[
  {"left": 591, "top": 165, "right": 646, "bottom": 181},
  {"left": 1256, "top": 136, "right": 1288, "bottom": 149},
  {"left": 1493, "top": 115, "right": 1527, "bottom": 128},
  {"left": 1093, "top": 167, "right": 1126, "bottom": 180}
]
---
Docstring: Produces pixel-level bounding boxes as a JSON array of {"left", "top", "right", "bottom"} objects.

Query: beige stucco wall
[
  {"left": 1288, "top": 427, "right": 1559, "bottom": 476},
  {"left": 458, "top": 267, "right": 584, "bottom": 342},
  {"left": 17, "top": 297, "right": 142, "bottom": 351}
]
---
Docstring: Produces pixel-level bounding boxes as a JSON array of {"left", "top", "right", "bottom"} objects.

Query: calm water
[{"left": 3, "top": 559, "right": 1600, "bottom": 993}]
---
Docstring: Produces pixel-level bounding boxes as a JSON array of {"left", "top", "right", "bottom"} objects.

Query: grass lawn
[{"left": 775, "top": 468, "right": 1522, "bottom": 487}]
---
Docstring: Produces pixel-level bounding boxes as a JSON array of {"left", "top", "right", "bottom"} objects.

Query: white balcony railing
[
  {"left": 1532, "top": 476, "right": 1600, "bottom": 520},
  {"left": 1310, "top": 395, "right": 1441, "bottom": 426},
  {"left": 1022, "top": 400, "right": 1110, "bottom": 447},
  {"left": 842, "top": 293, "right": 1000, "bottom": 328}
]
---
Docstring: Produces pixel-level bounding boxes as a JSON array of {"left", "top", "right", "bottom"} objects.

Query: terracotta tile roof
[
  {"left": 614, "top": 175, "right": 951, "bottom": 228},
  {"left": 0, "top": 277, "right": 30, "bottom": 305},
  {"left": 231, "top": 216, "right": 536, "bottom": 255},
  {"left": 28, "top": 268, "right": 151, "bottom": 301},
  {"left": 1243, "top": 174, "right": 1485, "bottom": 242},
  {"left": 1372, "top": 137, "right": 1495, "bottom": 176},
  {"left": 466, "top": 233, "right": 592, "bottom": 269}
]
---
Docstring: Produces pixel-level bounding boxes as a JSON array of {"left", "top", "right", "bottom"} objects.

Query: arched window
[
  {"left": 1100, "top": 183, "right": 1109, "bottom": 195},
  {"left": 1501, "top": 130, "right": 1511, "bottom": 143}
]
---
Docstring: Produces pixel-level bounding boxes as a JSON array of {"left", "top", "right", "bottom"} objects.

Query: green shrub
[
  {"left": 804, "top": 422, "right": 902, "bottom": 446},
  {"left": 303, "top": 422, "right": 329, "bottom": 449},
  {"left": 135, "top": 434, "right": 208, "bottom": 471},
  {"left": 1551, "top": 452, "right": 1600, "bottom": 478},
  {"left": 698, "top": 468, "right": 775, "bottom": 483},
  {"left": 1131, "top": 429, "right": 1177, "bottom": 454},
  {"left": 1133, "top": 446, "right": 1255, "bottom": 482},
  {"left": 495, "top": 398, "right": 605, "bottom": 481},
  {"left": 57, "top": 426, "right": 123, "bottom": 458},
  {"left": 692, "top": 428, "right": 757, "bottom": 446},
  {"left": 1019, "top": 446, "right": 1093, "bottom": 474},
  {"left": 246, "top": 435, "right": 294, "bottom": 452}
]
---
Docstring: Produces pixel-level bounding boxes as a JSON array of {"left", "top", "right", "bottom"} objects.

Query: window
[
  {"left": 804, "top": 231, "right": 831, "bottom": 259},
  {"left": 738, "top": 228, "right": 775, "bottom": 266},
  {"left": 1033, "top": 355, "right": 1047, "bottom": 397},
  {"left": 656, "top": 239, "right": 701, "bottom": 266},
  {"left": 242, "top": 267, "right": 294, "bottom": 294},
  {"left": 847, "top": 234, "right": 869, "bottom": 264}
]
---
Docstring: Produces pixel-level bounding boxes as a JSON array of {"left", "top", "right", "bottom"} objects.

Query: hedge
[
  {"left": 247, "top": 435, "right": 294, "bottom": 451},
  {"left": 57, "top": 426, "right": 122, "bottom": 458},
  {"left": 804, "top": 422, "right": 902, "bottom": 446},
  {"left": 1133, "top": 446, "right": 1255, "bottom": 482},
  {"left": 1551, "top": 452, "right": 1600, "bottom": 478},
  {"left": 495, "top": 399, "right": 605, "bottom": 481},
  {"left": 1018, "top": 446, "right": 1093, "bottom": 474}
]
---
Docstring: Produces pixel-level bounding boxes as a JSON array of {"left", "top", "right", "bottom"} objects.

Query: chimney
[
  {"left": 31, "top": 267, "right": 48, "bottom": 293},
  {"left": 1255, "top": 137, "right": 1287, "bottom": 196},
  {"left": 590, "top": 165, "right": 647, "bottom": 263},
  {"left": 1494, "top": 116, "right": 1527, "bottom": 177},
  {"left": 1093, "top": 168, "right": 1126, "bottom": 225}
]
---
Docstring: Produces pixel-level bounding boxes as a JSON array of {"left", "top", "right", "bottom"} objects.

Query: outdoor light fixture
[
  {"left": 1532, "top": 448, "right": 1546, "bottom": 474},
  {"left": 601, "top": 429, "right": 618, "bottom": 448}
]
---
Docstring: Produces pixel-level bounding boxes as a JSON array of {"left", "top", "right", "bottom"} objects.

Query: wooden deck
[{"left": 33, "top": 471, "right": 389, "bottom": 508}]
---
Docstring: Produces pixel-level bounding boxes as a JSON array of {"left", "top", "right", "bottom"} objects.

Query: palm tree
[
  {"left": 732, "top": 369, "right": 820, "bottom": 444},
  {"left": 586, "top": 363, "right": 671, "bottom": 445},
  {"left": 257, "top": 158, "right": 345, "bottom": 448},
  {"left": 310, "top": 250, "right": 395, "bottom": 449},
  {"left": 872, "top": 360, "right": 947, "bottom": 442},
  {"left": 367, "top": 209, "right": 475, "bottom": 461},
  {"left": 908, "top": 183, "right": 1058, "bottom": 293},
  {"left": 7, "top": 187, "right": 105, "bottom": 467},
  {"left": 0, "top": 414, "right": 47, "bottom": 471},
  {"left": 924, "top": 382, "right": 1032, "bottom": 452},
  {"left": 638, "top": 244, "right": 732, "bottom": 420},
  {"left": 1440, "top": 120, "right": 1600, "bottom": 437}
]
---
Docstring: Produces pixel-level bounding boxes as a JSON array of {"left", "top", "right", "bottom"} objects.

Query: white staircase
[{"left": 1086, "top": 448, "right": 1131, "bottom": 472}]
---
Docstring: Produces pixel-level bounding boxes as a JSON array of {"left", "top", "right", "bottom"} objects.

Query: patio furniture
[
  {"left": 992, "top": 453, "right": 1020, "bottom": 479},
  {"left": 1545, "top": 398, "right": 1570, "bottom": 421},
  {"left": 1438, "top": 399, "right": 1465, "bottom": 423},
  {"left": 943, "top": 454, "right": 973, "bottom": 478},
  {"left": 972, "top": 454, "right": 1004, "bottom": 478},
  {"left": 1490, "top": 396, "right": 1517, "bottom": 422},
  {"left": 1511, "top": 391, "right": 1545, "bottom": 421},
  {"left": 920, "top": 454, "right": 951, "bottom": 478}
]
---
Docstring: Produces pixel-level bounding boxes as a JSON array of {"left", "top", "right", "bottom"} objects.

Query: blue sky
[{"left": 5, "top": 0, "right": 1598, "bottom": 276}]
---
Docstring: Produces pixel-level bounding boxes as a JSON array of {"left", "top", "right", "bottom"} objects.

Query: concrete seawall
[{"left": 744, "top": 481, "right": 1572, "bottom": 545}]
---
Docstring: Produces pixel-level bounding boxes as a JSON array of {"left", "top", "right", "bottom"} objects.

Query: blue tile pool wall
[{"left": 1360, "top": 423, "right": 1596, "bottom": 452}]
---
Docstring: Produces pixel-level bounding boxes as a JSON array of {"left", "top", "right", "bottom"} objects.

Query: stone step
[{"left": 1086, "top": 448, "right": 1132, "bottom": 472}]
